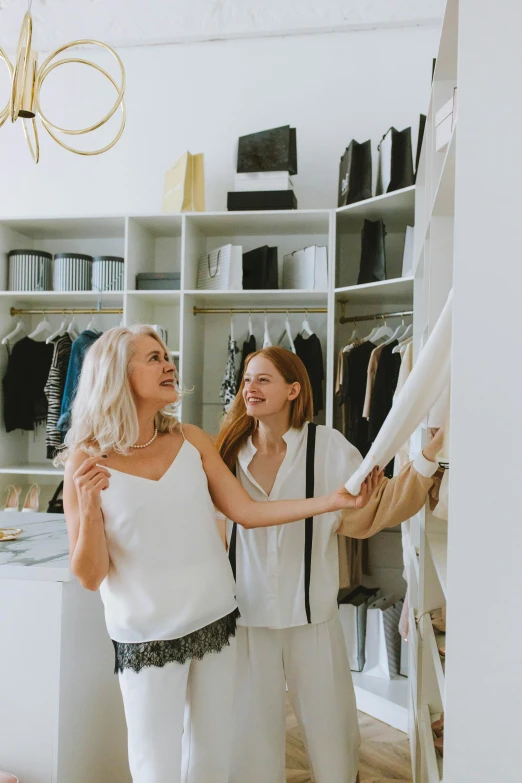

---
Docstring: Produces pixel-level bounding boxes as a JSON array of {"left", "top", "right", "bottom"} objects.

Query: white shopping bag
[
  {"left": 197, "top": 244, "right": 243, "bottom": 290},
  {"left": 282, "top": 246, "right": 328, "bottom": 290},
  {"left": 363, "top": 595, "right": 404, "bottom": 679}
]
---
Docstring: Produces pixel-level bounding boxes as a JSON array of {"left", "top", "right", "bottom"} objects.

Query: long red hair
[{"left": 215, "top": 346, "right": 314, "bottom": 471}]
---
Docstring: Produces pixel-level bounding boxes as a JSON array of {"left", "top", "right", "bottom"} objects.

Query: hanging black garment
[
  {"left": 242, "top": 246, "right": 279, "bottom": 290},
  {"left": 376, "top": 127, "right": 415, "bottom": 195},
  {"left": 415, "top": 115, "right": 427, "bottom": 182},
  {"left": 3, "top": 337, "right": 54, "bottom": 432},
  {"left": 368, "top": 341, "right": 401, "bottom": 477},
  {"left": 237, "top": 125, "right": 297, "bottom": 175},
  {"left": 338, "top": 139, "right": 372, "bottom": 207},
  {"left": 237, "top": 334, "right": 257, "bottom": 384},
  {"left": 294, "top": 333, "right": 324, "bottom": 416},
  {"left": 341, "top": 341, "right": 376, "bottom": 457},
  {"left": 357, "top": 219, "right": 387, "bottom": 285}
]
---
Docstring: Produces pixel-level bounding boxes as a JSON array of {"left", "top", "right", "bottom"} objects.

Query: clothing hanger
[
  {"left": 263, "top": 312, "right": 272, "bottom": 348},
  {"left": 277, "top": 313, "right": 296, "bottom": 354},
  {"left": 383, "top": 319, "right": 408, "bottom": 346},
  {"left": 86, "top": 313, "right": 100, "bottom": 333},
  {"left": 300, "top": 311, "right": 314, "bottom": 337},
  {"left": 363, "top": 319, "right": 380, "bottom": 342},
  {"left": 371, "top": 317, "right": 394, "bottom": 343},
  {"left": 248, "top": 312, "right": 254, "bottom": 338},
  {"left": 66, "top": 316, "right": 80, "bottom": 340},
  {"left": 28, "top": 316, "right": 53, "bottom": 340},
  {"left": 398, "top": 324, "right": 413, "bottom": 343},
  {"left": 2, "top": 319, "right": 27, "bottom": 346},
  {"left": 343, "top": 321, "right": 358, "bottom": 350},
  {"left": 229, "top": 312, "right": 235, "bottom": 343},
  {"left": 46, "top": 314, "right": 69, "bottom": 343}
]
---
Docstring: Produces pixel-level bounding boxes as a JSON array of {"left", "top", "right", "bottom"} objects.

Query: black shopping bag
[
  {"left": 415, "top": 114, "right": 427, "bottom": 182},
  {"left": 376, "top": 127, "right": 414, "bottom": 195},
  {"left": 237, "top": 126, "right": 297, "bottom": 175},
  {"left": 242, "top": 245, "right": 279, "bottom": 290},
  {"left": 357, "top": 219, "right": 387, "bottom": 284},
  {"left": 338, "top": 139, "right": 372, "bottom": 207}
]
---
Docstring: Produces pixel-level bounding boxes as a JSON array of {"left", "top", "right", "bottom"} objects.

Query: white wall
[{"left": 0, "top": 26, "right": 440, "bottom": 217}]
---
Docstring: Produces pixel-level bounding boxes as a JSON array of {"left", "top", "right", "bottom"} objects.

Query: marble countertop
[{"left": 0, "top": 511, "right": 73, "bottom": 582}]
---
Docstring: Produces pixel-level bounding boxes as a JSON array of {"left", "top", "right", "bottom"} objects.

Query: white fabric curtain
[{"left": 345, "top": 289, "right": 453, "bottom": 495}]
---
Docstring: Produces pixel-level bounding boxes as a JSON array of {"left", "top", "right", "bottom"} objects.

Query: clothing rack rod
[
  {"left": 193, "top": 306, "right": 327, "bottom": 315},
  {"left": 10, "top": 307, "right": 123, "bottom": 316},
  {"left": 339, "top": 309, "right": 413, "bottom": 325}
]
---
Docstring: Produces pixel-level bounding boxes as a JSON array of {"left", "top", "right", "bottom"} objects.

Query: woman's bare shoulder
[{"left": 180, "top": 423, "right": 214, "bottom": 452}]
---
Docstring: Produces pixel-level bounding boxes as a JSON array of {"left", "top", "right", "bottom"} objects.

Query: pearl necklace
[{"left": 131, "top": 427, "right": 158, "bottom": 449}]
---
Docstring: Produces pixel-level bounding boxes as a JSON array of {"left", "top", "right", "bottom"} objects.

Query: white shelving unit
[{"left": 0, "top": 188, "right": 414, "bottom": 725}]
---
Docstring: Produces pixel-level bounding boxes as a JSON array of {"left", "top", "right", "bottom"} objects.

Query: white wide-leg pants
[
  {"left": 118, "top": 639, "right": 236, "bottom": 783},
  {"left": 231, "top": 615, "right": 360, "bottom": 783}
]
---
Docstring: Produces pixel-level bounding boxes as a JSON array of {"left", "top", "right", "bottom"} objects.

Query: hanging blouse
[
  {"left": 3, "top": 336, "right": 54, "bottom": 432},
  {"left": 220, "top": 336, "right": 239, "bottom": 413},
  {"left": 44, "top": 333, "right": 73, "bottom": 459}
]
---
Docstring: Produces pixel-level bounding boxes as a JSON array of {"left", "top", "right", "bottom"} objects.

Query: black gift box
[{"left": 227, "top": 190, "right": 298, "bottom": 211}]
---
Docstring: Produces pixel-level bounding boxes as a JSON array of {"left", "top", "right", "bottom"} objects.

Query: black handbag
[
  {"left": 338, "top": 139, "right": 372, "bottom": 207},
  {"left": 237, "top": 126, "right": 297, "bottom": 175},
  {"left": 376, "top": 127, "right": 415, "bottom": 195},
  {"left": 357, "top": 219, "right": 387, "bottom": 284},
  {"left": 242, "top": 245, "right": 279, "bottom": 289}
]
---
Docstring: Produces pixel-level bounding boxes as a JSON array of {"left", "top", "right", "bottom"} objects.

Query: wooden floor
[{"left": 286, "top": 699, "right": 412, "bottom": 783}]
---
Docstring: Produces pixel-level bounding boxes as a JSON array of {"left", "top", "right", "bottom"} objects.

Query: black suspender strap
[
  {"left": 229, "top": 519, "right": 237, "bottom": 580},
  {"left": 304, "top": 421, "right": 317, "bottom": 624}
]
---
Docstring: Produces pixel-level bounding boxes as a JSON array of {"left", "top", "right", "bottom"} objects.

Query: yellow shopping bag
[{"left": 163, "top": 151, "right": 206, "bottom": 212}]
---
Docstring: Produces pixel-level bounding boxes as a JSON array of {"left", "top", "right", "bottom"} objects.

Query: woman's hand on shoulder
[
  {"left": 65, "top": 449, "right": 111, "bottom": 514},
  {"left": 330, "top": 466, "right": 384, "bottom": 511}
]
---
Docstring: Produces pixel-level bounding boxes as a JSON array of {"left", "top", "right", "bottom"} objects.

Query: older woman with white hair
[{"left": 59, "top": 325, "right": 367, "bottom": 783}]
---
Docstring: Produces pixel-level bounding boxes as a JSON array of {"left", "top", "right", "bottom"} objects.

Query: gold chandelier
[{"left": 0, "top": 8, "right": 126, "bottom": 163}]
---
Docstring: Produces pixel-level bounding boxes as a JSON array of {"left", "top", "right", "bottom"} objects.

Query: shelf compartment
[
  {"left": 335, "top": 277, "right": 413, "bottom": 307},
  {"left": 351, "top": 672, "right": 408, "bottom": 733},
  {"left": 0, "top": 216, "right": 125, "bottom": 240},
  {"left": 127, "top": 290, "right": 181, "bottom": 306},
  {"left": 336, "top": 186, "right": 415, "bottom": 230},
  {"left": 0, "top": 464, "right": 64, "bottom": 476},
  {"left": 0, "top": 291, "right": 124, "bottom": 309},
  {"left": 426, "top": 530, "right": 448, "bottom": 599},
  {"left": 184, "top": 289, "right": 328, "bottom": 310},
  {"left": 184, "top": 210, "right": 330, "bottom": 237},
  {"left": 422, "top": 613, "right": 446, "bottom": 707},
  {"left": 420, "top": 704, "right": 444, "bottom": 783},
  {"left": 432, "top": 127, "right": 457, "bottom": 218}
]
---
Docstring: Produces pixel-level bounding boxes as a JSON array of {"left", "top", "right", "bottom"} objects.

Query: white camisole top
[{"left": 99, "top": 437, "right": 237, "bottom": 644}]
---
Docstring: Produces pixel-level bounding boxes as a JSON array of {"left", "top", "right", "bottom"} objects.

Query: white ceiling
[{"left": 0, "top": 0, "right": 444, "bottom": 52}]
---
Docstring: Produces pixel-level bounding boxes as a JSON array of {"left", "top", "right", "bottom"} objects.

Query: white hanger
[
  {"left": 248, "top": 312, "right": 254, "bottom": 338},
  {"left": 343, "top": 321, "right": 358, "bottom": 349},
  {"left": 86, "top": 314, "right": 99, "bottom": 332},
  {"left": 398, "top": 323, "right": 413, "bottom": 343},
  {"left": 277, "top": 313, "right": 296, "bottom": 354},
  {"left": 363, "top": 321, "right": 380, "bottom": 342},
  {"left": 263, "top": 312, "right": 272, "bottom": 348},
  {"left": 301, "top": 311, "right": 314, "bottom": 337},
  {"left": 371, "top": 318, "right": 394, "bottom": 343},
  {"left": 67, "top": 317, "right": 80, "bottom": 340},
  {"left": 2, "top": 319, "right": 27, "bottom": 346},
  {"left": 229, "top": 313, "right": 235, "bottom": 343},
  {"left": 46, "top": 315, "right": 69, "bottom": 343},
  {"left": 383, "top": 320, "right": 407, "bottom": 346},
  {"left": 28, "top": 316, "right": 52, "bottom": 340}
]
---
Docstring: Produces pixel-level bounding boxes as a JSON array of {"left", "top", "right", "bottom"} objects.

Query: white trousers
[
  {"left": 231, "top": 615, "right": 360, "bottom": 783},
  {"left": 118, "top": 640, "right": 236, "bottom": 783}
]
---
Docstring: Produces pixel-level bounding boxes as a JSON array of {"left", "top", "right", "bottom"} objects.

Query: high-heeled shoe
[
  {"left": 22, "top": 484, "right": 40, "bottom": 513},
  {"left": 3, "top": 485, "right": 21, "bottom": 512}
]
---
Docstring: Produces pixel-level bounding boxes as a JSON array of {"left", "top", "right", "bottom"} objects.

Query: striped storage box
[
  {"left": 8, "top": 249, "right": 52, "bottom": 291},
  {"left": 92, "top": 256, "right": 124, "bottom": 291},
  {"left": 53, "top": 253, "right": 92, "bottom": 291}
]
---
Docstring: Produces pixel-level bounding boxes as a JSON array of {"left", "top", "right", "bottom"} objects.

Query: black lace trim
[{"left": 112, "top": 608, "right": 240, "bottom": 674}]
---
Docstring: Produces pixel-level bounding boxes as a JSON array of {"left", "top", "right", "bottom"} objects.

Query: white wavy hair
[{"left": 55, "top": 324, "right": 182, "bottom": 465}]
